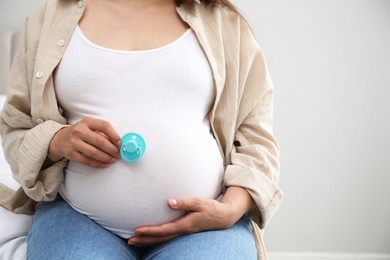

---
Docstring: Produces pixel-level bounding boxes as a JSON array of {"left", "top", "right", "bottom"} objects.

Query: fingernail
[
  {"left": 135, "top": 231, "right": 143, "bottom": 235},
  {"left": 168, "top": 199, "right": 178, "bottom": 207},
  {"left": 111, "top": 158, "right": 117, "bottom": 163},
  {"left": 117, "top": 140, "right": 122, "bottom": 148},
  {"left": 101, "top": 163, "right": 109, "bottom": 168}
]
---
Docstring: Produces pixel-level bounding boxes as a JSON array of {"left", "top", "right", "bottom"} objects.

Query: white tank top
[{"left": 55, "top": 26, "right": 224, "bottom": 238}]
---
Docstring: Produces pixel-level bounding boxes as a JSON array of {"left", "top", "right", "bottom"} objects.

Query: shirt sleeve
[
  {"left": 223, "top": 18, "right": 283, "bottom": 229},
  {"left": 0, "top": 7, "right": 67, "bottom": 213}
]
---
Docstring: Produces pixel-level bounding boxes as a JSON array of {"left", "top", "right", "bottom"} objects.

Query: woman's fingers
[
  {"left": 128, "top": 234, "right": 178, "bottom": 246},
  {"left": 167, "top": 198, "right": 204, "bottom": 212},
  {"left": 135, "top": 217, "right": 190, "bottom": 237},
  {"left": 127, "top": 197, "right": 238, "bottom": 246},
  {"left": 49, "top": 116, "right": 121, "bottom": 167},
  {"left": 128, "top": 216, "right": 193, "bottom": 246},
  {"left": 81, "top": 130, "right": 120, "bottom": 160},
  {"left": 83, "top": 117, "right": 121, "bottom": 148},
  {"left": 68, "top": 118, "right": 119, "bottom": 158},
  {"left": 65, "top": 149, "right": 111, "bottom": 168},
  {"left": 129, "top": 197, "right": 235, "bottom": 246},
  {"left": 73, "top": 137, "right": 118, "bottom": 164}
]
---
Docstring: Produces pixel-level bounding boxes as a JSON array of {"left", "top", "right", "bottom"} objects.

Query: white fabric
[
  {"left": 56, "top": 27, "right": 225, "bottom": 238},
  {"left": 0, "top": 95, "right": 31, "bottom": 260},
  {"left": 0, "top": 207, "right": 31, "bottom": 260}
]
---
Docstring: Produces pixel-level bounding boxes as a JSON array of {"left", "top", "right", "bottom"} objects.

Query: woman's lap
[
  {"left": 27, "top": 196, "right": 138, "bottom": 260},
  {"left": 143, "top": 217, "right": 257, "bottom": 260},
  {"left": 27, "top": 197, "right": 256, "bottom": 260}
]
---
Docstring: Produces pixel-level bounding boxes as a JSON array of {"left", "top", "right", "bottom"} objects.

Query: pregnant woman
[{"left": 0, "top": 0, "right": 283, "bottom": 259}]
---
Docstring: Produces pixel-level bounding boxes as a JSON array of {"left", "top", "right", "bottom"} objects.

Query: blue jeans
[{"left": 27, "top": 196, "right": 257, "bottom": 260}]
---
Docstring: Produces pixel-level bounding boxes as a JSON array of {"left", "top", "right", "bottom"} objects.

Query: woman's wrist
[
  {"left": 220, "top": 186, "right": 255, "bottom": 223},
  {"left": 48, "top": 127, "right": 66, "bottom": 162}
]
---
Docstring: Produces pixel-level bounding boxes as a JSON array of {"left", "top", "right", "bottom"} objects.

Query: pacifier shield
[{"left": 120, "top": 132, "right": 146, "bottom": 163}]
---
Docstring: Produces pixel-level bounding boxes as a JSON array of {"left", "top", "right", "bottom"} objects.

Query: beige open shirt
[{"left": 0, "top": 0, "right": 283, "bottom": 258}]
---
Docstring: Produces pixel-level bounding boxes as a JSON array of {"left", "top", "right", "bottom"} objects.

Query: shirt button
[
  {"left": 36, "top": 118, "right": 44, "bottom": 124},
  {"left": 57, "top": 39, "right": 65, "bottom": 47},
  {"left": 78, "top": 0, "right": 84, "bottom": 8},
  {"left": 35, "top": 71, "right": 44, "bottom": 79}
]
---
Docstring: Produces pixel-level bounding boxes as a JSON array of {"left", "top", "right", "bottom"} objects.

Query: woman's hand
[
  {"left": 128, "top": 186, "right": 254, "bottom": 246},
  {"left": 48, "top": 116, "right": 121, "bottom": 168}
]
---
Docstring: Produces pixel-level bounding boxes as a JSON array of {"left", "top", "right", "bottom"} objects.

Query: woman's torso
[{"left": 56, "top": 2, "right": 224, "bottom": 238}]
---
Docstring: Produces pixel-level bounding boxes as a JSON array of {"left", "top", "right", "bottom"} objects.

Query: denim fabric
[{"left": 27, "top": 196, "right": 256, "bottom": 260}]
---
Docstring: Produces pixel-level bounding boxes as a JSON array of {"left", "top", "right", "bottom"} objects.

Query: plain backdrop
[{"left": 1, "top": 0, "right": 389, "bottom": 255}]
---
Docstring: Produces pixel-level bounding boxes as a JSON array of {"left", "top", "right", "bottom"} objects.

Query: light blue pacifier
[{"left": 120, "top": 132, "right": 146, "bottom": 163}]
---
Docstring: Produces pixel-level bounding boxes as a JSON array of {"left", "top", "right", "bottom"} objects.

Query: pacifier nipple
[
  {"left": 124, "top": 141, "right": 138, "bottom": 153},
  {"left": 120, "top": 132, "right": 146, "bottom": 163}
]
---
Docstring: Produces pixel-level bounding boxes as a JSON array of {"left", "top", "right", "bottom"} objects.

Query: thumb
[{"left": 167, "top": 198, "right": 203, "bottom": 211}]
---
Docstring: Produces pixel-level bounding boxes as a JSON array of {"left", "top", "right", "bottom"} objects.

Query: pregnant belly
[{"left": 59, "top": 131, "right": 224, "bottom": 238}]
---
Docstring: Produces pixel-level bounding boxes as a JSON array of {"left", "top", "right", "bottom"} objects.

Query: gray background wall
[
  {"left": 231, "top": 0, "right": 390, "bottom": 254},
  {"left": 1, "top": 0, "right": 389, "bottom": 255}
]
